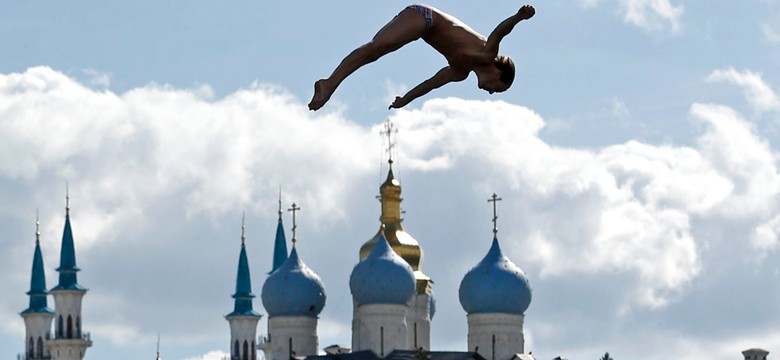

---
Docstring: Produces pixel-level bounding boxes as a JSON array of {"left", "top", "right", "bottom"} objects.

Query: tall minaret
[
  {"left": 459, "top": 194, "right": 532, "bottom": 360},
  {"left": 20, "top": 212, "right": 55, "bottom": 360},
  {"left": 270, "top": 189, "right": 288, "bottom": 273},
  {"left": 47, "top": 190, "right": 92, "bottom": 360},
  {"left": 358, "top": 119, "right": 434, "bottom": 350},
  {"left": 226, "top": 214, "right": 262, "bottom": 360},
  {"left": 261, "top": 203, "right": 326, "bottom": 360}
]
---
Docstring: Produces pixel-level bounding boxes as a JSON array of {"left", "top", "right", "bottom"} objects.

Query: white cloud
[
  {"left": 707, "top": 68, "right": 780, "bottom": 114},
  {"left": 81, "top": 68, "right": 111, "bottom": 88},
  {"left": 4, "top": 66, "right": 780, "bottom": 358},
  {"left": 183, "top": 350, "right": 230, "bottom": 360},
  {"left": 617, "top": 0, "right": 684, "bottom": 33}
]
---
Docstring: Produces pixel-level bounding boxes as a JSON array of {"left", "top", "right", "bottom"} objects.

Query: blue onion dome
[
  {"left": 350, "top": 233, "right": 415, "bottom": 305},
  {"left": 459, "top": 236, "right": 532, "bottom": 315},
  {"left": 261, "top": 247, "right": 326, "bottom": 317}
]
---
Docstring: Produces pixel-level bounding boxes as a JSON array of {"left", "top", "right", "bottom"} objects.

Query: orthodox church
[
  {"left": 20, "top": 135, "right": 775, "bottom": 360},
  {"left": 224, "top": 151, "right": 535, "bottom": 360},
  {"left": 19, "top": 151, "right": 773, "bottom": 360}
]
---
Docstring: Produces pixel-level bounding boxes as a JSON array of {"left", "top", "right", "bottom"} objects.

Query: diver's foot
[{"left": 308, "top": 79, "right": 334, "bottom": 111}]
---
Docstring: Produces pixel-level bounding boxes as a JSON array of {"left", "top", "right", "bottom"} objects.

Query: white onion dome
[
  {"left": 459, "top": 236, "right": 532, "bottom": 315},
  {"left": 350, "top": 233, "right": 415, "bottom": 305}
]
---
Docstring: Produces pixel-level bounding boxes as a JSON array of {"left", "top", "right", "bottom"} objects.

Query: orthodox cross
[
  {"left": 380, "top": 118, "right": 398, "bottom": 165},
  {"left": 288, "top": 203, "right": 301, "bottom": 245},
  {"left": 488, "top": 193, "right": 502, "bottom": 235}
]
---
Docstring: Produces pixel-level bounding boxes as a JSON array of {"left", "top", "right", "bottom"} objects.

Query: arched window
[
  {"left": 28, "top": 337, "right": 34, "bottom": 358},
  {"left": 243, "top": 340, "right": 249, "bottom": 360},
  {"left": 252, "top": 341, "right": 256, "bottom": 360},
  {"left": 67, "top": 315, "right": 73, "bottom": 339},
  {"left": 234, "top": 340, "right": 240, "bottom": 360},
  {"left": 76, "top": 317, "right": 81, "bottom": 338},
  {"left": 37, "top": 337, "right": 44, "bottom": 357},
  {"left": 58, "top": 315, "right": 63, "bottom": 338}
]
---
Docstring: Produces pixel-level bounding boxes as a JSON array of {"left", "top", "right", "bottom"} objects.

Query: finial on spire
[
  {"left": 278, "top": 186, "right": 283, "bottom": 220},
  {"left": 35, "top": 209, "right": 40, "bottom": 245},
  {"left": 65, "top": 182, "right": 70, "bottom": 216},
  {"left": 488, "top": 193, "right": 503, "bottom": 235},
  {"left": 156, "top": 333, "right": 161, "bottom": 360},
  {"left": 381, "top": 118, "right": 398, "bottom": 165},
  {"left": 288, "top": 203, "right": 301, "bottom": 245},
  {"left": 241, "top": 211, "right": 246, "bottom": 245}
]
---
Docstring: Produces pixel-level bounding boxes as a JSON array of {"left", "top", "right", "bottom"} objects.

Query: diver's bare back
[{"left": 423, "top": 7, "right": 490, "bottom": 71}]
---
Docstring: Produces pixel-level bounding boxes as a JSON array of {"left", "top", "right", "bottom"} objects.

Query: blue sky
[{"left": 2, "top": 0, "right": 780, "bottom": 359}]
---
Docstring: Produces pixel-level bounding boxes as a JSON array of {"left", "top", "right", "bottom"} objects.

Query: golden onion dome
[{"left": 359, "top": 164, "right": 431, "bottom": 293}]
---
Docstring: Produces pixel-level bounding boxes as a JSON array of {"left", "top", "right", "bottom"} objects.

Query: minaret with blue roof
[
  {"left": 459, "top": 194, "right": 532, "bottom": 360},
  {"left": 350, "top": 229, "right": 416, "bottom": 356},
  {"left": 261, "top": 203, "right": 326, "bottom": 360},
  {"left": 226, "top": 214, "right": 262, "bottom": 360},
  {"left": 20, "top": 213, "right": 55, "bottom": 360},
  {"left": 270, "top": 190, "right": 288, "bottom": 273},
  {"left": 47, "top": 191, "right": 92, "bottom": 360}
]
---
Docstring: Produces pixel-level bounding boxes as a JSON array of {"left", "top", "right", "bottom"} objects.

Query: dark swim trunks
[{"left": 407, "top": 4, "right": 433, "bottom": 30}]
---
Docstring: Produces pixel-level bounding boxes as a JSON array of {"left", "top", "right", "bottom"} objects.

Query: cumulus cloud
[
  {"left": 3, "top": 67, "right": 780, "bottom": 359},
  {"left": 578, "top": 0, "right": 684, "bottom": 34},
  {"left": 183, "top": 350, "right": 230, "bottom": 360},
  {"left": 618, "top": 0, "right": 684, "bottom": 33},
  {"left": 707, "top": 68, "right": 780, "bottom": 115}
]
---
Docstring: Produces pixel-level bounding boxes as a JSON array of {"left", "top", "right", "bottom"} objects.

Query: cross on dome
[
  {"left": 380, "top": 118, "right": 398, "bottom": 165},
  {"left": 288, "top": 203, "right": 301, "bottom": 245},
  {"left": 488, "top": 193, "right": 502, "bottom": 235}
]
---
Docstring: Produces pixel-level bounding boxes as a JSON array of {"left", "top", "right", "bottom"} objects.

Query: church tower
[
  {"left": 358, "top": 120, "right": 435, "bottom": 350},
  {"left": 459, "top": 194, "right": 532, "bottom": 360},
  {"left": 20, "top": 213, "right": 55, "bottom": 360},
  {"left": 350, "top": 231, "right": 416, "bottom": 356},
  {"left": 261, "top": 203, "right": 326, "bottom": 360},
  {"left": 226, "top": 214, "right": 262, "bottom": 360},
  {"left": 47, "top": 193, "right": 92, "bottom": 360}
]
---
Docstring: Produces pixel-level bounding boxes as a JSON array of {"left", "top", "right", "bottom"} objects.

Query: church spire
[
  {"left": 228, "top": 214, "right": 260, "bottom": 318},
  {"left": 53, "top": 187, "right": 84, "bottom": 291},
  {"left": 271, "top": 188, "right": 288, "bottom": 273},
  {"left": 22, "top": 211, "right": 53, "bottom": 315}
]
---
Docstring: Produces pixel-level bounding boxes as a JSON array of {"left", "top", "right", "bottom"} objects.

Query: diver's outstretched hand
[
  {"left": 518, "top": 5, "right": 535, "bottom": 20},
  {"left": 389, "top": 96, "right": 410, "bottom": 110}
]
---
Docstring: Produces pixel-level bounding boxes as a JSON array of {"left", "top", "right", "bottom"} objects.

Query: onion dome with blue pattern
[
  {"left": 459, "top": 236, "right": 532, "bottom": 315},
  {"left": 261, "top": 247, "right": 326, "bottom": 317},
  {"left": 350, "top": 233, "right": 415, "bottom": 305}
]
